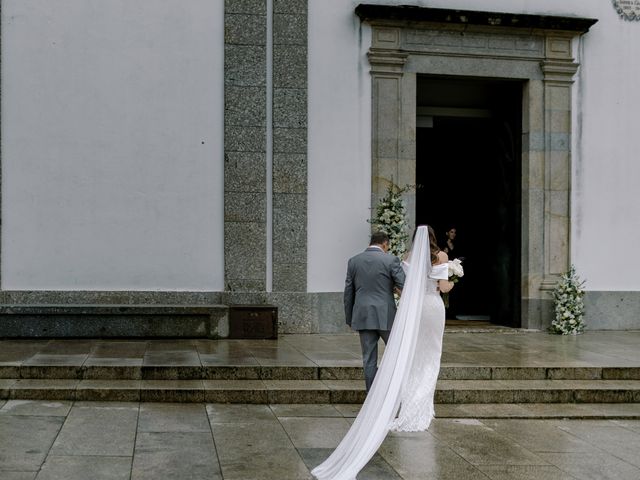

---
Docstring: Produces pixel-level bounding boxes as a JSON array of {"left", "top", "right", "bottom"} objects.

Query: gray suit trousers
[{"left": 359, "top": 329, "right": 390, "bottom": 392}]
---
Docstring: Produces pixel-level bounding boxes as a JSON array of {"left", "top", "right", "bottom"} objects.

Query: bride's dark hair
[{"left": 412, "top": 225, "right": 440, "bottom": 264}]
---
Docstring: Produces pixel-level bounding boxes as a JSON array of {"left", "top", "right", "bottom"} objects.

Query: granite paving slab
[
  {"left": 270, "top": 403, "right": 341, "bottom": 418},
  {"left": 554, "top": 420, "right": 640, "bottom": 468},
  {"left": 91, "top": 341, "right": 148, "bottom": 357},
  {"left": 0, "top": 399, "right": 72, "bottom": 417},
  {"left": 138, "top": 403, "right": 210, "bottom": 433},
  {"left": 218, "top": 449, "right": 312, "bottom": 480},
  {"left": 206, "top": 403, "right": 275, "bottom": 424},
  {"left": 379, "top": 433, "right": 490, "bottom": 480},
  {"left": 299, "top": 448, "right": 402, "bottom": 480},
  {"left": 142, "top": 351, "right": 201, "bottom": 366},
  {"left": 194, "top": 340, "right": 253, "bottom": 355},
  {"left": 477, "top": 464, "right": 577, "bottom": 480},
  {"left": 0, "top": 352, "right": 37, "bottom": 365},
  {"left": 41, "top": 340, "right": 94, "bottom": 355},
  {"left": 480, "top": 419, "right": 598, "bottom": 453},
  {"left": 428, "top": 418, "right": 549, "bottom": 466},
  {"left": 612, "top": 419, "right": 640, "bottom": 433},
  {"left": 332, "top": 403, "right": 362, "bottom": 418},
  {"left": 538, "top": 452, "right": 640, "bottom": 480},
  {"left": 279, "top": 416, "right": 351, "bottom": 448},
  {"left": 36, "top": 455, "right": 132, "bottom": 480},
  {"left": 83, "top": 359, "right": 144, "bottom": 370},
  {"left": 0, "top": 414, "right": 64, "bottom": 471},
  {"left": 22, "top": 354, "right": 87, "bottom": 366},
  {"left": 0, "top": 472, "right": 38, "bottom": 480},
  {"left": 132, "top": 432, "right": 221, "bottom": 480},
  {"left": 145, "top": 340, "right": 196, "bottom": 352},
  {"left": 435, "top": 403, "right": 532, "bottom": 418},
  {"left": 211, "top": 413, "right": 291, "bottom": 450},
  {"left": 49, "top": 402, "right": 138, "bottom": 456}
]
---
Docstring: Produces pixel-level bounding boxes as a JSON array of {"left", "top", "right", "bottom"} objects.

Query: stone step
[
  {"left": 2, "top": 364, "right": 638, "bottom": 381},
  {"left": 434, "top": 403, "right": 640, "bottom": 419},
  {"left": 435, "top": 379, "right": 640, "bottom": 404},
  {"left": 2, "top": 379, "right": 640, "bottom": 406}
]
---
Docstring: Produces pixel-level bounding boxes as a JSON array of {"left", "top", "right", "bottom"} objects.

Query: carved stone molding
[
  {"left": 368, "top": 50, "right": 408, "bottom": 75},
  {"left": 541, "top": 60, "right": 580, "bottom": 83}
]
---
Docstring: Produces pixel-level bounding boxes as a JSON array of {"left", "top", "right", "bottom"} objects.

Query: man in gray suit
[{"left": 344, "top": 231, "right": 406, "bottom": 392}]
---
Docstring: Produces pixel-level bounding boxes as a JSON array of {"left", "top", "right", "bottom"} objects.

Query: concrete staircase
[{"left": 2, "top": 364, "right": 640, "bottom": 418}]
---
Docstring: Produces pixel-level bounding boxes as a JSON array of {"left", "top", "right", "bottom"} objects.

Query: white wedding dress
[{"left": 311, "top": 226, "right": 448, "bottom": 480}]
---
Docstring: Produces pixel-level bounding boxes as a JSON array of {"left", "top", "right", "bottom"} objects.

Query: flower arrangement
[
  {"left": 369, "top": 183, "right": 412, "bottom": 259},
  {"left": 370, "top": 183, "right": 412, "bottom": 306},
  {"left": 442, "top": 258, "right": 464, "bottom": 308},
  {"left": 549, "top": 265, "right": 586, "bottom": 335}
]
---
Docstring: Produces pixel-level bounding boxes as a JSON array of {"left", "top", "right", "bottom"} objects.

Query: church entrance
[{"left": 415, "top": 76, "right": 522, "bottom": 327}]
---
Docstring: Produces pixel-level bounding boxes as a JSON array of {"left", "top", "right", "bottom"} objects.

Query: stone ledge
[
  {"left": 355, "top": 4, "right": 598, "bottom": 33},
  {"left": 0, "top": 304, "right": 229, "bottom": 339}
]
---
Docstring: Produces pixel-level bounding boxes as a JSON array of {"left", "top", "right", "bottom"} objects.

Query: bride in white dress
[{"left": 311, "top": 225, "right": 453, "bottom": 480}]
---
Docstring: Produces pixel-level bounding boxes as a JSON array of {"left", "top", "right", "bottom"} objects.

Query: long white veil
[{"left": 311, "top": 226, "right": 432, "bottom": 480}]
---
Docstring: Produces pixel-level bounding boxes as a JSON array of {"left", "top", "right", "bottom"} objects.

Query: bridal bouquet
[{"left": 442, "top": 258, "right": 464, "bottom": 308}]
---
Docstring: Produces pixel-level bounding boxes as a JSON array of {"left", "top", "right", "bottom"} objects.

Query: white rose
[{"left": 448, "top": 259, "right": 464, "bottom": 278}]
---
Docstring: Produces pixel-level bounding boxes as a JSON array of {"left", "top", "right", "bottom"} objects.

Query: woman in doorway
[
  {"left": 442, "top": 226, "right": 459, "bottom": 259},
  {"left": 311, "top": 225, "right": 454, "bottom": 480},
  {"left": 442, "top": 226, "right": 463, "bottom": 318}
]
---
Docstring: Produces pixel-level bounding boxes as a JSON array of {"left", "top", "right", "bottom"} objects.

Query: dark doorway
[{"left": 415, "top": 76, "right": 522, "bottom": 327}]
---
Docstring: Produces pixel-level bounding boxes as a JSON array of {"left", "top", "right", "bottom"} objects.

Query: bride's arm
[
  {"left": 439, "top": 279, "right": 454, "bottom": 293},
  {"left": 434, "top": 251, "right": 454, "bottom": 293}
]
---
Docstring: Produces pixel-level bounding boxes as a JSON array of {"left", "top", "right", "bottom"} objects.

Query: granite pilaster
[
  {"left": 224, "top": 1, "right": 268, "bottom": 294},
  {"left": 271, "top": 0, "right": 307, "bottom": 302}
]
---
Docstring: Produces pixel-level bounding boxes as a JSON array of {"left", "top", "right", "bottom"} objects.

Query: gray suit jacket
[{"left": 344, "top": 247, "right": 406, "bottom": 331}]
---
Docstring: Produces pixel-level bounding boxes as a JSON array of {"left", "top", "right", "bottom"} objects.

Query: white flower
[
  {"left": 550, "top": 265, "right": 586, "bottom": 335},
  {"left": 447, "top": 258, "right": 464, "bottom": 278}
]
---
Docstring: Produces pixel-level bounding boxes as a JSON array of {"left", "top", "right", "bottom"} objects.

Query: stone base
[
  {"left": 584, "top": 291, "right": 640, "bottom": 330},
  {"left": 0, "top": 305, "right": 229, "bottom": 338}
]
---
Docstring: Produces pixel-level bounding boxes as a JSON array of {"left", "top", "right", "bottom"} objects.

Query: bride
[{"left": 311, "top": 225, "right": 453, "bottom": 480}]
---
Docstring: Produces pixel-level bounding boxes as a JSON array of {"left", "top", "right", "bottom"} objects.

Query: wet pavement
[
  {"left": 1, "top": 330, "right": 640, "bottom": 478},
  {"left": 2, "top": 400, "right": 640, "bottom": 479},
  {"left": 1, "top": 329, "right": 640, "bottom": 369}
]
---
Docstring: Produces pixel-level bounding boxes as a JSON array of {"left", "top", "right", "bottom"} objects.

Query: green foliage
[{"left": 549, "top": 265, "right": 586, "bottom": 335}]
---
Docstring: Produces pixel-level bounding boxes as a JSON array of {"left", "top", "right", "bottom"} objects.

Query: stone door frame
[{"left": 356, "top": 5, "right": 597, "bottom": 329}]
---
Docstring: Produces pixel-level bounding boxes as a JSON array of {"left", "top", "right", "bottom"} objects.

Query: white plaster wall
[
  {"left": 307, "top": 0, "right": 372, "bottom": 292},
  {"left": 307, "top": 0, "right": 640, "bottom": 292},
  {"left": 571, "top": 3, "right": 640, "bottom": 291},
  {"left": 1, "top": 0, "right": 224, "bottom": 291}
]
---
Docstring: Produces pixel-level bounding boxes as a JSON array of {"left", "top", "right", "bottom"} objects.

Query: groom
[{"left": 344, "top": 231, "right": 406, "bottom": 392}]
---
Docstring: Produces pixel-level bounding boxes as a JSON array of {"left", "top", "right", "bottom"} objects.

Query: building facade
[{"left": 1, "top": 0, "right": 638, "bottom": 335}]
